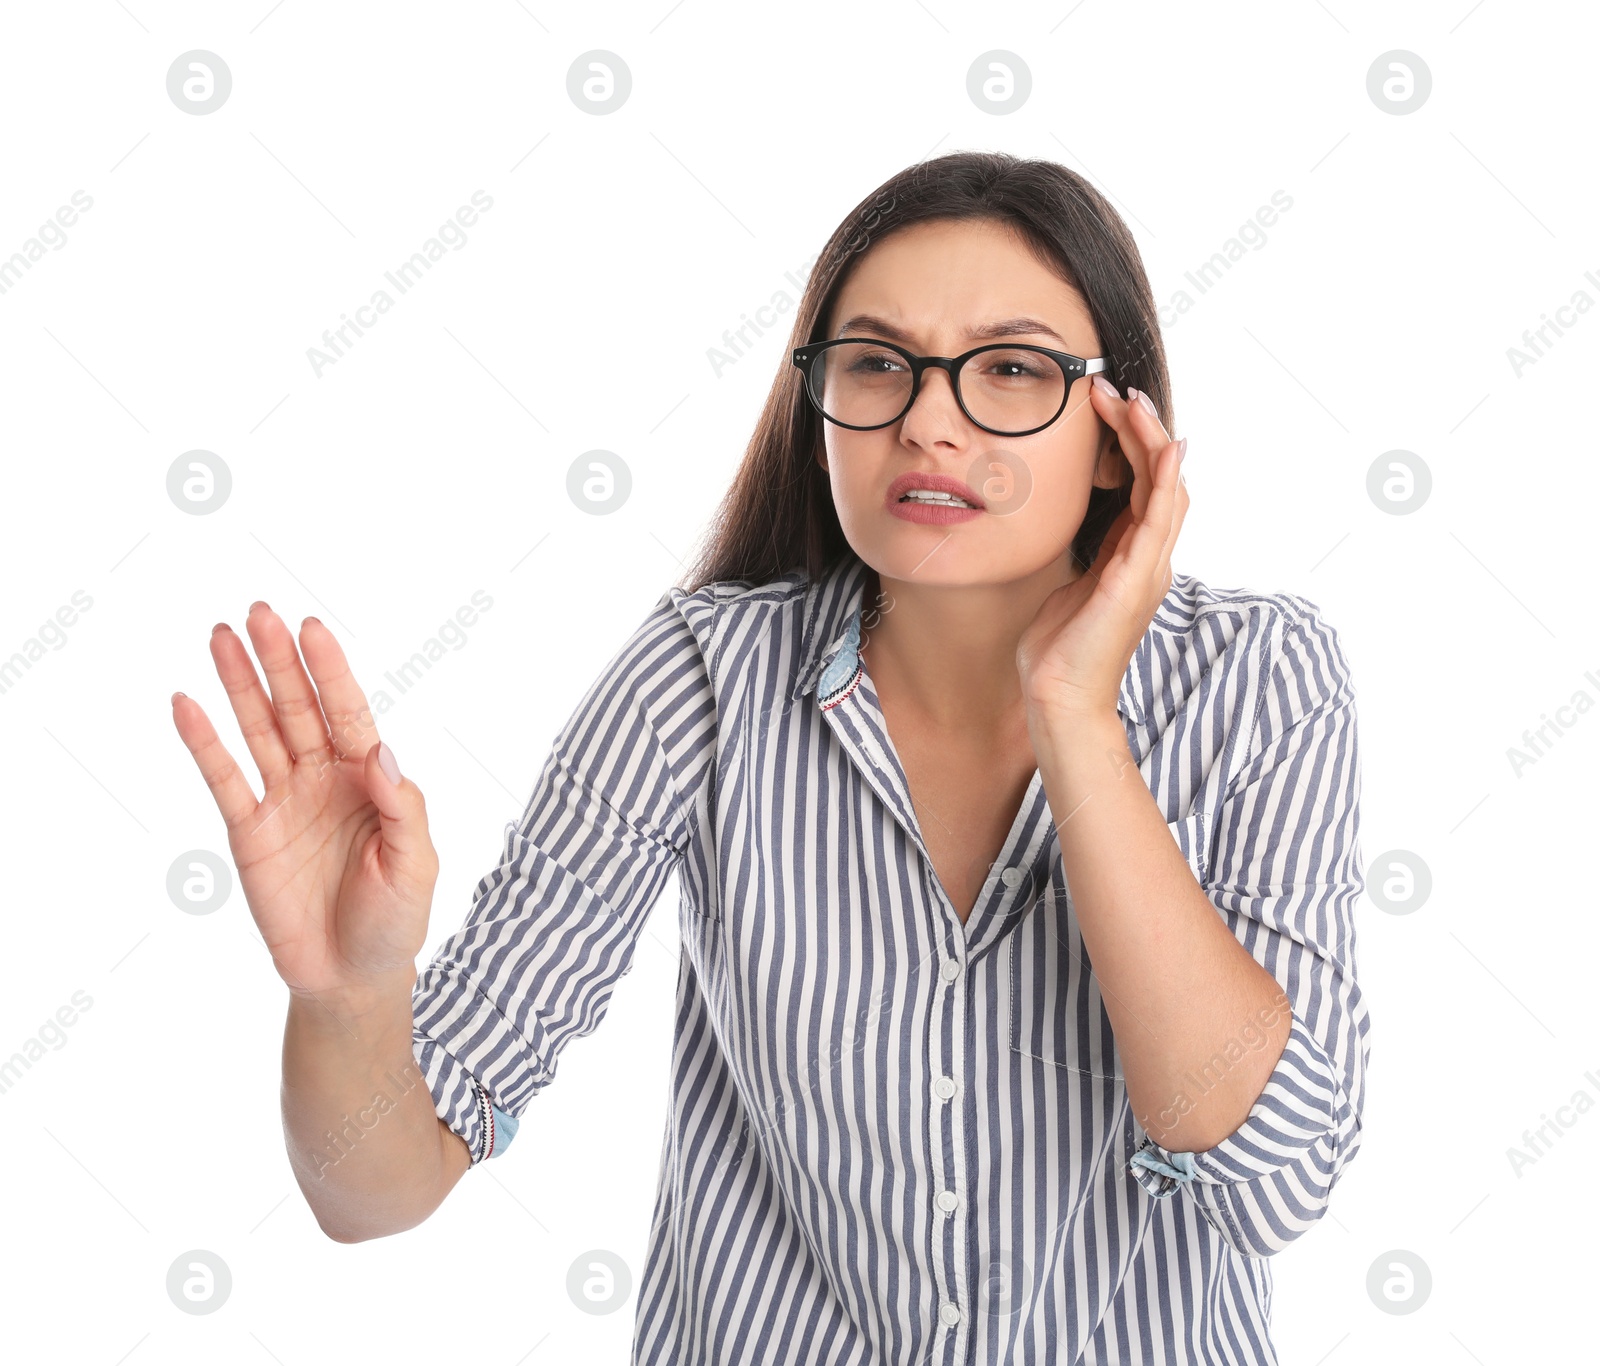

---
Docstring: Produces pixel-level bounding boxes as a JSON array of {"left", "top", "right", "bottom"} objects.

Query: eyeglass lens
[{"left": 808, "top": 343, "right": 1068, "bottom": 433}]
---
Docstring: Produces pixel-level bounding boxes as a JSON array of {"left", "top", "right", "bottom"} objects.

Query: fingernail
[
  {"left": 249, "top": 600, "right": 270, "bottom": 615},
  {"left": 212, "top": 622, "right": 231, "bottom": 635},
  {"left": 377, "top": 741, "right": 401, "bottom": 785},
  {"left": 1176, "top": 436, "right": 1188, "bottom": 464},
  {"left": 303, "top": 616, "right": 322, "bottom": 629},
  {"left": 1132, "top": 389, "right": 1157, "bottom": 418},
  {"left": 1092, "top": 375, "right": 1120, "bottom": 399},
  {"left": 171, "top": 691, "right": 187, "bottom": 704}
]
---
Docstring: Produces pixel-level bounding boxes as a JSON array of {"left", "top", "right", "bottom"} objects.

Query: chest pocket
[{"left": 1008, "top": 811, "right": 1210, "bottom": 1080}]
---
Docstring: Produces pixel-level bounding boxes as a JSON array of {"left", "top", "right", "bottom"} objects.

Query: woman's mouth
[
  {"left": 898, "top": 489, "right": 977, "bottom": 509},
  {"left": 884, "top": 472, "right": 987, "bottom": 524}
]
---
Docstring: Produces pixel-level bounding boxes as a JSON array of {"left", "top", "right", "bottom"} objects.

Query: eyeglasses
[{"left": 792, "top": 337, "right": 1111, "bottom": 438}]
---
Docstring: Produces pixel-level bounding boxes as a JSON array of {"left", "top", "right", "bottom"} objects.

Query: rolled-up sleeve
[
  {"left": 1127, "top": 599, "right": 1370, "bottom": 1257},
  {"left": 412, "top": 587, "right": 716, "bottom": 1164}
]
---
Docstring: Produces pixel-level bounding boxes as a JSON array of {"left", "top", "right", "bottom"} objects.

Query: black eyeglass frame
[{"left": 792, "top": 337, "right": 1112, "bottom": 438}]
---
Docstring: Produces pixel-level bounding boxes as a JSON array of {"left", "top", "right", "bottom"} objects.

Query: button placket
[
  {"left": 927, "top": 907, "right": 969, "bottom": 1350},
  {"left": 962, "top": 775, "right": 1049, "bottom": 964}
]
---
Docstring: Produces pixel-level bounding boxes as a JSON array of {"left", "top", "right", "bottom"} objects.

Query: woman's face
[{"left": 817, "top": 216, "right": 1123, "bottom": 589}]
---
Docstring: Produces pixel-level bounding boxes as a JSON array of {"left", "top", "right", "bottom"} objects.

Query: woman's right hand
[{"left": 171, "top": 602, "right": 440, "bottom": 1001}]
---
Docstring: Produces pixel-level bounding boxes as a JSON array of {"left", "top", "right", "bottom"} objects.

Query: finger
[
  {"left": 1069, "top": 506, "right": 1150, "bottom": 632},
  {"left": 211, "top": 621, "right": 294, "bottom": 789},
  {"left": 1098, "top": 437, "right": 1180, "bottom": 600},
  {"left": 1129, "top": 388, "right": 1172, "bottom": 444},
  {"left": 1130, "top": 440, "right": 1184, "bottom": 576},
  {"left": 1089, "top": 379, "right": 1168, "bottom": 508},
  {"left": 1088, "top": 375, "right": 1133, "bottom": 467},
  {"left": 1088, "top": 379, "right": 1164, "bottom": 460},
  {"left": 243, "top": 602, "right": 336, "bottom": 764},
  {"left": 364, "top": 742, "right": 438, "bottom": 889},
  {"left": 299, "top": 618, "right": 381, "bottom": 763},
  {"left": 171, "top": 691, "right": 262, "bottom": 833},
  {"left": 1123, "top": 388, "right": 1174, "bottom": 520},
  {"left": 1157, "top": 439, "right": 1190, "bottom": 573}
]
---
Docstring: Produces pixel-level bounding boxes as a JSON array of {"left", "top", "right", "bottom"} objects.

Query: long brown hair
[{"left": 678, "top": 150, "right": 1172, "bottom": 594}]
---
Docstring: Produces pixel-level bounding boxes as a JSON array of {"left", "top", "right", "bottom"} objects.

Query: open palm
[
  {"left": 1017, "top": 381, "right": 1188, "bottom": 719},
  {"left": 172, "top": 604, "right": 439, "bottom": 999}
]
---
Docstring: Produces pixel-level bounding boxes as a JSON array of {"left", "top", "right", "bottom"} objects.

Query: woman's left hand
[{"left": 1016, "top": 382, "right": 1189, "bottom": 722}]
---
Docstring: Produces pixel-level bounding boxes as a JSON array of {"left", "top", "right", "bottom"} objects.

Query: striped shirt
[{"left": 410, "top": 551, "right": 1369, "bottom": 1364}]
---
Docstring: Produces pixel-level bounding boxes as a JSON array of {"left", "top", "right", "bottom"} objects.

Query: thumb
[{"left": 365, "top": 741, "right": 435, "bottom": 885}]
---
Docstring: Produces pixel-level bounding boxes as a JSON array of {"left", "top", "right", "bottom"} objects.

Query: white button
[
  {"left": 939, "top": 1302, "right": 961, "bottom": 1326},
  {"left": 933, "top": 1075, "right": 957, "bottom": 1100},
  {"left": 936, "top": 1189, "right": 959, "bottom": 1213},
  {"left": 1001, "top": 866, "right": 1023, "bottom": 888},
  {"left": 940, "top": 958, "right": 961, "bottom": 982}
]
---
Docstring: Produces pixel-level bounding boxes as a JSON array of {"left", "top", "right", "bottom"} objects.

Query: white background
[{"left": 0, "top": 0, "right": 1593, "bottom": 1360}]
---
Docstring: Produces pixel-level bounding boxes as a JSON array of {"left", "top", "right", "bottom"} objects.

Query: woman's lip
[
  {"left": 885, "top": 497, "right": 985, "bottom": 525},
  {"left": 884, "top": 472, "right": 987, "bottom": 508}
]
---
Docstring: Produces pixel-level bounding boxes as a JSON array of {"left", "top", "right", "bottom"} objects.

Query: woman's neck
[{"left": 858, "top": 562, "right": 1065, "bottom": 736}]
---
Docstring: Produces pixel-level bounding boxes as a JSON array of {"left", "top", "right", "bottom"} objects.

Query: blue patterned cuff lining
[
  {"left": 1129, "top": 1136, "right": 1198, "bottom": 1198},
  {"left": 471, "top": 1079, "right": 521, "bottom": 1162}
]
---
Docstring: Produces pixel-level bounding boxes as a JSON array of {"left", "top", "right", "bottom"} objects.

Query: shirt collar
[{"left": 789, "top": 554, "right": 1150, "bottom": 725}]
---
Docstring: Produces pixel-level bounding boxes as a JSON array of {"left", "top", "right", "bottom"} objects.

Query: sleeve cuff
[
  {"left": 413, "top": 1026, "right": 527, "bottom": 1166},
  {"left": 1128, "top": 1006, "right": 1345, "bottom": 1199},
  {"left": 473, "top": 1078, "right": 521, "bottom": 1162},
  {"left": 411, "top": 961, "right": 555, "bottom": 1166}
]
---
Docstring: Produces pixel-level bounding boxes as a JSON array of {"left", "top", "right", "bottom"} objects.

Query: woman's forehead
[{"left": 829, "top": 219, "right": 1090, "bottom": 334}]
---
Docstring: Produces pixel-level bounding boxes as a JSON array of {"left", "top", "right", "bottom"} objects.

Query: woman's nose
[{"left": 901, "top": 366, "right": 965, "bottom": 435}]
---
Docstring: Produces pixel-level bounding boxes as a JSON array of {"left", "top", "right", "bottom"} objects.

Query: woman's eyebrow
[{"left": 835, "top": 313, "right": 1069, "bottom": 346}]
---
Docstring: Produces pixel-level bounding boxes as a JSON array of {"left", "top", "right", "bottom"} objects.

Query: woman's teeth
[{"left": 899, "top": 490, "right": 975, "bottom": 508}]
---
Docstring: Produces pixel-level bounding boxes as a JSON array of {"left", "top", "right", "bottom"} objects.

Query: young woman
[{"left": 173, "top": 152, "right": 1368, "bottom": 1364}]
